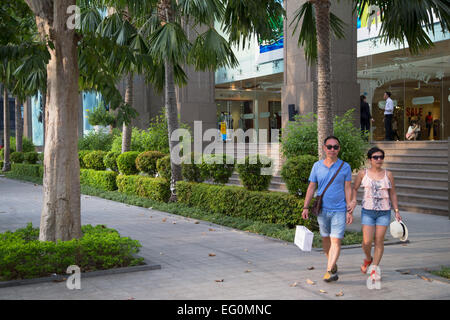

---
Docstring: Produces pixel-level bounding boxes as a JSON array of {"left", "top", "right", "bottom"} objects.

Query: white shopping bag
[{"left": 294, "top": 225, "right": 314, "bottom": 252}]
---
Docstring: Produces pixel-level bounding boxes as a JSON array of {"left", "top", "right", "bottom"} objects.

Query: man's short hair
[
  {"left": 323, "top": 135, "right": 341, "bottom": 145},
  {"left": 385, "top": 91, "right": 392, "bottom": 97}
]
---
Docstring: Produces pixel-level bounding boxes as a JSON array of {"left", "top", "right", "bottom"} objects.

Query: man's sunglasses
[
  {"left": 325, "top": 145, "right": 340, "bottom": 150},
  {"left": 371, "top": 155, "right": 385, "bottom": 160}
]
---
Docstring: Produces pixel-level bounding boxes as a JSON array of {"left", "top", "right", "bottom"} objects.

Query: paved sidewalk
[{"left": 0, "top": 177, "right": 449, "bottom": 300}]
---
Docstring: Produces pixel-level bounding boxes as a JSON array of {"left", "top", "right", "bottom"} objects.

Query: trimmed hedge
[
  {"left": 10, "top": 152, "right": 24, "bottom": 164},
  {"left": 104, "top": 151, "right": 120, "bottom": 172},
  {"left": 117, "top": 151, "right": 140, "bottom": 175},
  {"left": 80, "top": 169, "right": 118, "bottom": 191},
  {"left": 236, "top": 154, "right": 273, "bottom": 191},
  {"left": 136, "top": 151, "right": 166, "bottom": 175},
  {"left": 176, "top": 181, "right": 317, "bottom": 230},
  {"left": 24, "top": 152, "right": 39, "bottom": 164},
  {"left": 78, "top": 150, "right": 92, "bottom": 169},
  {"left": 181, "top": 152, "right": 206, "bottom": 182},
  {"left": 83, "top": 150, "right": 107, "bottom": 171},
  {"left": 11, "top": 163, "right": 43, "bottom": 178},
  {"left": 202, "top": 154, "right": 235, "bottom": 184},
  {"left": 156, "top": 155, "right": 171, "bottom": 181},
  {"left": 281, "top": 155, "right": 317, "bottom": 196},
  {"left": 116, "top": 175, "right": 170, "bottom": 203},
  {"left": 0, "top": 223, "right": 143, "bottom": 281}
]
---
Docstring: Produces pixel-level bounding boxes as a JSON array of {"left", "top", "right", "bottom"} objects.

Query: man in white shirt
[{"left": 384, "top": 91, "right": 394, "bottom": 141}]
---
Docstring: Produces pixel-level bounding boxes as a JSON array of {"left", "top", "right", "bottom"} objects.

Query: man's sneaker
[
  {"left": 331, "top": 264, "right": 338, "bottom": 274},
  {"left": 361, "top": 257, "right": 373, "bottom": 274},
  {"left": 323, "top": 271, "right": 338, "bottom": 282}
]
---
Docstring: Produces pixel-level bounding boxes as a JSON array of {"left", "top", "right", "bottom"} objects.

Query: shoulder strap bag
[{"left": 310, "top": 160, "right": 345, "bottom": 216}]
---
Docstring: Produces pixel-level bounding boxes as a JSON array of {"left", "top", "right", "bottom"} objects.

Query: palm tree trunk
[
  {"left": 26, "top": 0, "right": 81, "bottom": 242},
  {"left": 121, "top": 73, "right": 133, "bottom": 153},
  {"left": 314, "top": 0, "right": 333, "bottom": 159},
  {"left": 2, "top": 85, "right": 10, "bottom": 171},
  {"left": 15, "top": 97, "right": 23, "bottom": 152}
]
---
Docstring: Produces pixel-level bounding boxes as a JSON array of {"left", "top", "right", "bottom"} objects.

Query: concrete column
[{"left": 282, "top": 0, "right": 360, "bottom": 129}]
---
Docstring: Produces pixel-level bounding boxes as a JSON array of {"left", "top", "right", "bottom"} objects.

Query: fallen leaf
[
  {"left": 400, "top": 270, "right": 410, "bottom": 275},
  {"left": 194, "top": 221, "right": 199, "bottom": 224},
  {"left": 172, "top": 221, "right": 176, "bottom": 224},
  {"left": 306, "top": 279, "right": 315, "bottom": 285},
  {"left": 307, "top": 266, "right": 315, "bottom": 270},
  {"left": 162, "top": 218, "right": 167, "bottom": 222},
  {"left": 201, "top": 232, "right": 206, "bottom": 236},
  {"left": 209, "top": 253, "right": 216, "bottom": 257},
  {"left": 335, "top": 291, "right": 344, "bottom": 297},
  {"left": 209, "top": 228, "right": 215, "bottom": 232},
  {"left": 215, "top": 279, "right": 224, "bottom": 282},
  {"left": 420, "top": 275, "right": 432, "bottom": 282},
  {"left": 319, "top": 290, "right": 327, "bottom": 294},
  {"left": 245, "top": 270, "right": 251, "bottom": 273},
  {"left": 290, "top": 282, "right": 298, "bottom": 287}
]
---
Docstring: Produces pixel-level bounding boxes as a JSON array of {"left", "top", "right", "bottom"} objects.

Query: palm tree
[{"left": 291, "top": 0, "right": 450, "bottom": 159}]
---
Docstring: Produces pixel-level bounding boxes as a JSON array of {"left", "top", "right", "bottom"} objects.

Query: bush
[
  {"left": 83, "top": 150, "right": 107, "bottom": 171},
  {"left": 117, "top": 151, "right": 140, "bottom": 175},
  {"left": 136, "top": 151, "right": 166, "bottom": 175},
  {"left": 156, "top": 155, "right": 171, "bottom": 181},
  {"left": 111, "top": 112, "right": 191, "bottom": 154},
  {"left": 104, "top": 151, "right": 120, "bottom": 172},
  {"left": 116, "top": 175, "right": 171, "bottom": 203},
  {"left": 78, "top": 150, "right": 92, "bottom": 169},
  {"left": 10, "top": 163, "right": 43, "bottom": 178},
  {"left": 10, "top": 152, "right": 24, "bottom": 164},
  {"left": 23, "top": 152, "right": 39, "bottom": 164},
  {"left": 281, "top": 155, "right": 317, "bottom": 196},
  {"left": 78, "top": 130, "right": 117, "bottom": 151},
  {"left": 281, "top": 109, "right": 370, "bottom": 171},
  {"left": 37, "top": 153, "right": 44, "bottom": 163},
  {"left": 181, "top": 152, "right": 206, "bottom": 182},
  {"left": 80, "top": 169, "right": 118, "bottom": 191},
  {"left": 0, "top": 223, "right": 143, "bottom": 281},
  {"left": 176, "top": 181, "right": 317, "bottom": 230},
  {"left": 202, "top": 154, "right": 235, "bottom": 184},
  {"left": 236, "top": 154, "right": 273, "bottom": 191}
]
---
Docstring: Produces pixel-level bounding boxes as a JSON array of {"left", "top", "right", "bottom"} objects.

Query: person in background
[
  {"left": 350, "top": 147, "right": 402, "bottom": 283},
  {"left": 425, "top": 112, "right": 433, "bottom": 139},
  {"left": 360, "top": 95, "right": 373, "bottom": 139},
  {"left": 406, "top": 121, "right": 420, "bottom": 140},
  {"left": 302, "top": 136, "right": 354, "bottom": 283},
  {"left": 383, "top": 92, "right": 394, "bottom": 141},
  {"left": 392, "top": 117, "right": 400, "bottom": 141}
]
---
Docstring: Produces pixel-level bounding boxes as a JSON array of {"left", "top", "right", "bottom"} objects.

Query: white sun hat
[{"left": 390, "top": 220, "right": 408, "bottom": 242}]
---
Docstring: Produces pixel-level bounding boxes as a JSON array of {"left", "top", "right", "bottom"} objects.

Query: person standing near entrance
[
  {"left": 425, "top": 112, "right": 433, "bottom": 139},
  {"left": 383, "top": 92, "right": 394, "bottom": 141},
  {"left": 360, "top": 95, "right": 373, "bottom": 137},
  {"left": 350, "top": 147, "right": 402, "bottom": 283},
  {"left": 302, "top": 136, "right": 354, "bottom": 282}
]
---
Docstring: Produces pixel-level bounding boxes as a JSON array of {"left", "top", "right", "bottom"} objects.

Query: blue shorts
[
  {"left": 361, "top": 208, "right": 391, "bottom": 226},
  {"left": 317, "top": 210, "right": 346, "bottom": 239}
]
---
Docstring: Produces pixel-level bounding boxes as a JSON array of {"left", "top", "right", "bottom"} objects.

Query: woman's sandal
[{"left": 361, "top": 257, "right": 373, "bottom": 274}]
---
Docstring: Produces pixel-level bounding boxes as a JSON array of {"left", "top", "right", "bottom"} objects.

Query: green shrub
[
  {"left": 37, "top": 153, "right": 44, "bottom": 163},
  {"left": 1, "top": 137, "right": 35, "bottom": 159},
  {"left": 236, "top": 154, "right": 273, "bottom": 191},
  {"left": 136, "top": 151, "right": 166, "bottom": 175},
  {"left": 117, "top": 151, "right": 140, "bottom": 175},
  {"left": 202, "top": 154, "right": 235, "bottom": 184},
  {"left": 11, "top": 163, "right": 43, "bottom": 178},
  {"left": 83, "top": 150, "right": 107, "bottom": 171},
  {"left": 0, "top": 223, "right": 143, "bottom": 281},
  {"left": 156, "top": 155, "right": 171, "bottom": 181},
  {"left": 87, "top": 101, "right": 116, "bottom": 127},
  {"left": 111, "top": 112, "right": 191, "bottom": 154},
  {"left": 23, "top": 152, "right": 39, "bottom": 164},
  {"left": 78, "top": 150, "right": 92, "bottom": 169},
  {"left": 116, "top": 175, "right": 170, "bottom": 202},
  {"left": 281, "top": 155, "right": 317, "bottom": 196},
  {"left": 80, "top": 169, "right": 118, "bottom": 191},
  {"left": 281, "top": 109, "right": 370, "bottom": 171},
  {"left": 176, "top": 181, "right": 317, "bottom": 230},
  {"left": 104, "top": 151, "right": 120, "bottom": 172},
  {"left": 78, "top": 130, "right": 117, "bottom": 151},
  {"left": 10, "top": 152, "right": 24, "bottom": 164},
  {"left": 0, "top": 160, "right": 3, "bottom": 169},
  {"left": 181, "top": 152, "right": 206, "bottom": 182}
]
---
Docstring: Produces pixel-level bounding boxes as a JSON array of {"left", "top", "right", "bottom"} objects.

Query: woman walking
[{"left": 350, "top": 147, "right": 402, "bottom": 281}]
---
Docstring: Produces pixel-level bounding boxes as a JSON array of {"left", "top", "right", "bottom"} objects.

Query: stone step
[
  {"left": 383, "top": 161, "right": 448, "bottom": 170},
  {"left": 386, "top": 167, "right": 448, "bottom": 179},
  {"left": 394, "top": 184, "right": 449, "bottom": 198},
  {"left": 357, "top": 190, "right": 448, "bottom": 208},
  {"left": 391, "top": 176, "right": 448, "bottom": 188},
  {"left": 383, "top": 154, "right": 448, "bottom": 163},
  {"left": 356, "top": 197, "right": 448, "bottom": 216},
  {"left": 373, "top": 141, "right": 448, "bottom": 149},
  {"left": 377, "top": 148, "right": 448, "bottom": 156}
]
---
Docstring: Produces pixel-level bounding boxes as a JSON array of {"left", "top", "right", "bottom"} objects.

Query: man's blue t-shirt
[{"left": 308, "top": 159, "right": 352, "bottom": 212}]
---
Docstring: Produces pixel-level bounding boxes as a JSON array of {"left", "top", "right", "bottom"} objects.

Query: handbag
[{"left": 310, "top": 160, "right": 345, "bottom": 216}]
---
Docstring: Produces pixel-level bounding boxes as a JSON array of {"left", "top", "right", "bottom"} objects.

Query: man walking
[
  {"left": 302, "top": 136, "right": 354, "bottom": 282},
  {"left": 384, "top": 92, "right": 394, "bottom": 141}
]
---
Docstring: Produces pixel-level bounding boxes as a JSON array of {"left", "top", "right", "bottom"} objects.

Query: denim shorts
[
  {"left": 361, "top": 208, "right": 391, "bottom": 226},
  {"left": 317, "top": 210, "right": 346, "bottom": 239}
]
